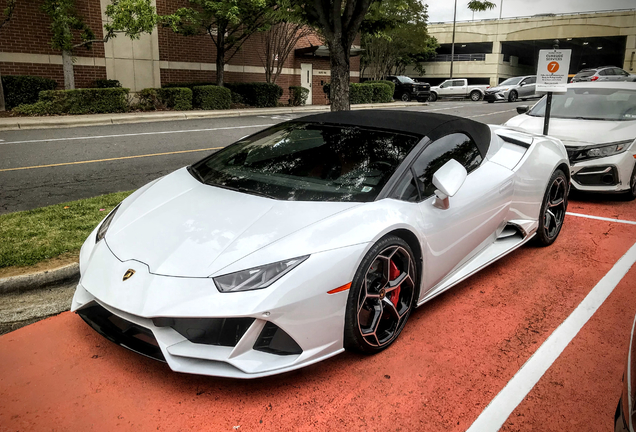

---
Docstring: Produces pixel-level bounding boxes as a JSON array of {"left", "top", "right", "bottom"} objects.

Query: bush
[
  {"left": 158, "top": 88, "right": 192, "bottom": 110},
  {"left": 192, "top": 85, "right": 231, "bottom": 110},
  {"left": 365, "top": 80, "right": 395, "bottom": 94},
  {"left": 288, "top": 86, "right": 310, "bottom": 106},
  {"left": 1, "top": 75, "right": 57, "bottom": 109},
  {"left": 349, "top": 83, "right": 373, "bottom": 104},
  {"left": 13, "top": 88, "right": 129, "bottom": 115},
  {"left": 366, "top": 82, "right": 393, "bottom": 103},
  {"left": 224, "top": 82, "right": 283, "bottom": 107},
  {"left": 136, "top": 88, "right": 161, "bottom": 110},
  {"left": 93, "top": 79, "right": 122, "bottom": 88}
]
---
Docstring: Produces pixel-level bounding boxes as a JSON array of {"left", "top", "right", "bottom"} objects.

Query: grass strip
[{"left": 0, "top": 191, "right": 132, "bottom": 269}]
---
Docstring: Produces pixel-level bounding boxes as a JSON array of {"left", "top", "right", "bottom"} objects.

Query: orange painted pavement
[{"left": 1, "top": 198, "right": 635, "bottom": 431}]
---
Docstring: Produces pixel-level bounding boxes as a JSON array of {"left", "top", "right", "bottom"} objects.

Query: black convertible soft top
[{"left": 301, "top": 110, "right": 492, "bottom": 157}]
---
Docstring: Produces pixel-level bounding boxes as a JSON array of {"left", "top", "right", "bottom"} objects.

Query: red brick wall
[
  {"left": 0, "top": 0, "right": 104, "bottom": 57},
  {"left": 0, "top": 62, "right": 106, "bottom": 88},
  {"left": 160, "top": 69, "right": 216, "bottom": 84}
]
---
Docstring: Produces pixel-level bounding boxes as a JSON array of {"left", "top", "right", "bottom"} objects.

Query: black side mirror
[{"left": 516, "top": 105, "right": 529, "bottom": 114}]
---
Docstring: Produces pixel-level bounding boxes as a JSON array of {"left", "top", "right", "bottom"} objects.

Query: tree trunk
[
  {"left": 328, "top": 40, "right": 351, "bottom": 112},
  {"left": 62, "top": 50, "right": 75, "bottom": 90},
  {"left": 0, "top": 70, "right": 5, "bottom": 111},
  {"left": 216, "top": 25, "right": 226, "bottom": 87}
]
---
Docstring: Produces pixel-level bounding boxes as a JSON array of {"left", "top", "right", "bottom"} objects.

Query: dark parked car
[
  {"left": 571, "top": 66, "right": 636, "bottom": 83},
  {"left": 386, "top": 76, "right": 431, "bottom": 102}
]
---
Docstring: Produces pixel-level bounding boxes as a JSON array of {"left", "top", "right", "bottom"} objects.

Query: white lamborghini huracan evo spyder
[{"left": 72, "top": 111, "right": 570, "bottom": 378}]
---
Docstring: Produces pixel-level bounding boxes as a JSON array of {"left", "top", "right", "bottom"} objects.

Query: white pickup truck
[{"left": 429, "top": 79, "right": 490, "bottom": 102}]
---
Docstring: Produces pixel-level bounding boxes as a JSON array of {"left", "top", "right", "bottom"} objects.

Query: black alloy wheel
[
  {"left": 536, "top": 169, "right": 568, "bottom": 246},
  {"left": 401, "top": 92, "right": 411, "bottom": 102},
  {"left": 344, "top": 236, "right": 417, "bottom": 354},
  {"left": 470, "top": 90, "right": 482, "bottom": 101},
  {"left": 508, "top": 90, "right": 518, "bottom": 102},
  {"left": 628, "top": 163, "right": 636, "bottom": 201}
]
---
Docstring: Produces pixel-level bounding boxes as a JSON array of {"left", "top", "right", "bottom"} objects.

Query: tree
[
  {"left": 41, "top": 0, "right": 158, "bottom": 89},
  {"left": 0, "top": 0, "right": 18, "bottom": 110},
  {"left": 167, "top": 0, "right": 272, "bottom": 87},
  {"left": 450, "top": 0, "right": 496, "bottom": 78},
  {"left": 294, "top": 0, "right": 375, "bottom": 111},
  {"left": 256, "top": 7, "right": 312, "bottom": 85},
  {"left": 360, "top": 0, "right": 438, "bottom": 80}
]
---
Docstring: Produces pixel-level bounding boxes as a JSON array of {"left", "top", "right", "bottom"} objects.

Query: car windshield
[
  {"left": 527, "top": 87, "right": 636, "bottom": 121},
  {"left": 499, "top": 77, "right": 523, "bottom": 86},
  {"left": 397, "top": 76, "right": 416, "bottom": 84},
  {"left": 190, "top": 122, "right": 421, "bottom": 202}
]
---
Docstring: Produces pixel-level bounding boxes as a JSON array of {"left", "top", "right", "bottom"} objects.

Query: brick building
[{"left": 0, "top": 0, "right": 361, "bottom": 105}]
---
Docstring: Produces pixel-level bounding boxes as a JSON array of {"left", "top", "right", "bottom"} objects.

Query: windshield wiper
[
  {"left": 207, "top": 182, "right": 276, "bottom": 199},
  {"left": 188, "top": 165, "right": 205, "bottom": 183}
]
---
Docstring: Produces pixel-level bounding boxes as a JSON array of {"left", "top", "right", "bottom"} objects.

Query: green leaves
[
  {"left": 467, "top": 0, "right": 497, "bottom": 12},
  {"left": 104, "top": 0, "right": 159, "bottom": 40}
]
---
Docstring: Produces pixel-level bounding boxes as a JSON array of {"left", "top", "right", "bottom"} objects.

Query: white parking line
[
  {"left": 467, "top": 241, "right": 636, "bottom": 432},
  {"left": 422, "top": 105, "right": 467, "bottom": 112},
  {"left": 467, "top": 109, "right": 516, "bottom": 118},
  {"left": 0, "top": 124, "right": 275, "bottom": 146},
  {"left": 566, "top": 211, "right": 636, "bottom": 226}
]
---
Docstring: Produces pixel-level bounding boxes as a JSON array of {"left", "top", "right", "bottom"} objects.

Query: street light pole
[
  {"left": 450, "top": 0, "right": 457, "bottom": 79},
  {"left": 499, "top": 0, "right": 503, "bottom": 19}
]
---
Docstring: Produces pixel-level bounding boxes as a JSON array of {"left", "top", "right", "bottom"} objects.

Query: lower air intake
[{"left": 254, "top": 322, "right": 303, "bottom": 356}]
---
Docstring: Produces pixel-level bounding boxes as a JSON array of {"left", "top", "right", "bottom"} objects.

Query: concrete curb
[
  {"left": 0, "top": 102, "right": 427, "bottom": 131},
  {"left": 0, "top": 263, "right": 80, "bottom": 295}
]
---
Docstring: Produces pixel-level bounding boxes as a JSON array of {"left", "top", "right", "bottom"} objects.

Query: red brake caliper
[{"left": 388, "top": 260, "right": 401, "bottom": 307}]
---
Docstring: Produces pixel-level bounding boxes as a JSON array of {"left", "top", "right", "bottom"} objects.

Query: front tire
[
  {"left": 400, "top": 92, "right": 411, "bottom": 102},
  {"left": 508, "top": 90, "right": 518, "bottom": 102},
  {"left": 627, "top": 163, "right": 636, "bottom": 201},
  {"left": 470, "top": 90, "right": 482, "bottom": 101},
  {"left": 429, "top": 92, "right": 438, "bottom": 102},
  {"left": 535, "top": 169, "right": 568, "bottom": 246},
  {"left": 344, "top": 236, "right": 417, "bottom": 354}
]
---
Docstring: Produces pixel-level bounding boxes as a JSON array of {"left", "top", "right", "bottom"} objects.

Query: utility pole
[
  {"left": 499, "top": 0, "right": 503, "bottom": 19},
  {"left": 450, "top": 0, "right": 457, "bottom": 79}
]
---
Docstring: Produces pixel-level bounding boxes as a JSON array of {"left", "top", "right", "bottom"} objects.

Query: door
[
  {"left": 450, "top": 80, "right": 466, "bottom": 96},
  {"left": 301, "top": 63, "right": 313, "bottom": 105},
  {"left": 518, "top": 77, "right": 536, "bottom": 98},
  {"left": 406, "top": 133, "right": 514, "bottom": 292}
]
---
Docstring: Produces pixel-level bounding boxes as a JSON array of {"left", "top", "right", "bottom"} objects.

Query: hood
[
  {"left": 105, "top": 168, "right": 360, "bottom": 278},
  {"left": 504, "top": 114, "right": 636, "bottom": 147}
]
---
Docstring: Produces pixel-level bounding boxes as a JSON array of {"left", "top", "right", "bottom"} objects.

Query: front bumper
[
  {"left": 72, "top": 239, "right": 368, "bottom": 378},
  {"left": 484, "top": 90, "right": 509, "bottom": 102},
  {"left": 569, "top": 150, "right": 636, "bottom": 193}
]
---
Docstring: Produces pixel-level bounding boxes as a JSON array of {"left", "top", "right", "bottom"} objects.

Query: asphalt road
[{"left": 0, "top": 100, "right": 528, "bottom": 214}]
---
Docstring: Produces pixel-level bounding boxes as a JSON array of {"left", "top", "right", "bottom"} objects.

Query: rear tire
[
  {"left": 508, "top": 90, "right": 518, "bottom": 102},
  {"left": 344, "top": 236, "right": 417, "bottom": 354},
  {"left": 470, "top": 90, "right": 482, "bottom": 101},
  {"left": 535, "top": 169, "right": 568, "bottom": 246},
  {"left": 429, "top": 92, "right": 438, "bottom": 102}
]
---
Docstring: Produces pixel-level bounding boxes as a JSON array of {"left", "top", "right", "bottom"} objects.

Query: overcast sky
[{"left": 426, "top": 0, "right": 635, "bottom": 23}]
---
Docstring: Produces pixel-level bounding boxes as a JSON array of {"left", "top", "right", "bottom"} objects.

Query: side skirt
[{"left": 416, "top": 228, "right": 536, "bottom": 307}]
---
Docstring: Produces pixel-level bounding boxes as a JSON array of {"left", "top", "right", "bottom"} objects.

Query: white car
[
  {"left": 505, "top": 82, "right": 636, "bottom": 199},
  {"left": 72, "top": 111, "right": 569, "bottom": 378}
]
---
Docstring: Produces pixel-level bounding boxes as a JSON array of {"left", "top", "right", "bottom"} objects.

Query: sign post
[{"left": 536, "top": 43, "right": 571, "bottom": 135}]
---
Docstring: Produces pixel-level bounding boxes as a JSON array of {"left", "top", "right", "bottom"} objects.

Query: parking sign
[{"left": 536, "top": 49, "right": 571, "bottom": 92}]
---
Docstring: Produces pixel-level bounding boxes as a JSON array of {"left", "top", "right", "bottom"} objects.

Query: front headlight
[
  {"left": 213, "top": 255, "right": 309, "bottom": 293},
  {"left": 96, "top": 204, "right": 121, "bottom": 243},
  {"left": 571, "top": 140, "right": 633, "bottom": 162}
]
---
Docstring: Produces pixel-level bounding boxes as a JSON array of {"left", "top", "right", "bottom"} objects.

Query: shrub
[
  {"left": 288, "top": 86, "right": 310, "bottom": 106},
  {"left": 365, "top": 80, "right": 395, "bottom": 94},
  {"left": 136, "top": 88, "right": 161, "bottom": 110},
  {"left": 93, "top": 79, "right": 122, "bottom": 88},
  {"left": 366, "top": 82, "right": 393, "bottom": 103},
  {"left": 192, "top": 85, "right": 231, "bottom": 110},
  {"left": 157, "top": 88, "right": 192, "bottom": 110},
  {"left": 1, "top": 75, "right": 57, "bottom": 109},
  {"left": 13, "top": 88, "right": 129, "bottom": 115},
  {"left": 224, "top": 82, "right": 283, "bottom": 107},
  {"left": 349, "top": 83, "right": 373, "bottom": 104}
]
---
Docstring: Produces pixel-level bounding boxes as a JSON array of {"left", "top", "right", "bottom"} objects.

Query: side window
[
  {"left": 599, "top": 69, "right": 611, "bottom": 76},
  {"left": 393, "top": 171, "right": 419, "bottom": 202},
  {"left": 526, "top": 76, "right": 536, "bottom": 84},
  {"left": 411, "top": 133, "right": 483, "bottom": 199},
  {"left": 440, "top": 82, "right": 450, "bottom": 88},
  {"left": 453, "top": 80, "right": 464, "bottom": 87},
  {"left": 615, "top": 68, "right": 629, "bottom": 77}
]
